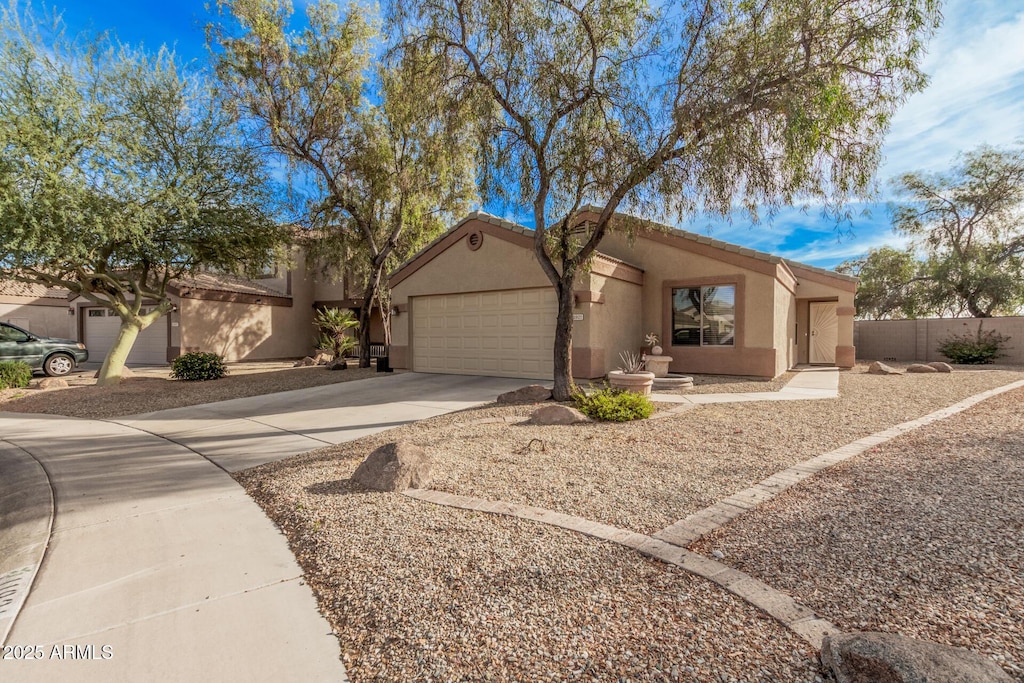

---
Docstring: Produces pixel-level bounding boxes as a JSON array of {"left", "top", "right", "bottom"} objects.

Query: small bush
[
  {"left": 171, "top": 352, "right": 228, "bottom": 381},
  {"left": 0, "top": 361, "right": 33, "bottom": 389},
  {"left": 937, "top": 328, "right": 1011, "bottom": 364},
  {"left": 574, "top": 386, "right": 654, "bottom": 422}
]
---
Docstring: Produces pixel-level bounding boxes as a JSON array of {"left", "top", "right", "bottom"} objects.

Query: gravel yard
[
  {"left": 691, "top": 386, "right": 1024, "bottom": 681},
  {"left": 0, "top": 365, "right": 383, "bottom": 418},
  {"left": 237, "top": 363, "right": 1023, "bottom": 681},
  {"left": 238, "top": 459, "right": 823, "bottom": 682}
]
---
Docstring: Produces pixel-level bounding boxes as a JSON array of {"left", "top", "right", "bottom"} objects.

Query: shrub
[
  {"left": 937, "top": 328, "right": 1011, "bottom": 364},
  {"left": 314, "top": 307, "right": 359, "bottom": 358},
  {"left": 171, "top": 352, "right": 228, "bottom": 381},
  {"left": 0, "top": 361, "right": 33, "bottom": 389},
  {"left": 574, "top": 386, "right": 654, "bottom": 422}
]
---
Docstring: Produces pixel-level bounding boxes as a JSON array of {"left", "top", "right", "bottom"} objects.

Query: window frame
[{"left": 663, "top": 276, "right": 744, "bottom": 351}]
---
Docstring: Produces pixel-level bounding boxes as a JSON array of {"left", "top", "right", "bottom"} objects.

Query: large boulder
[
  {"left": 497, "top": 385, "right": 552, "bottom": 404},
  {"left": 34, "top": 377, "right": 68, "bottom": 390},
  {"left": 821, "top": 632, "right": 1012, "bottom": 683},
  {"left": 928, "top": 361, "right": 954, "bottom": 373},
  {"left": 327, "top": 359, "right": 348, "bottom": 371},
  {"left": 293, "top": 356, "right": 316, "bottom": 367},
  {"left": 529, "top": 405, "right": 591, "bottom": 425},
  {"left": 867, "top": 361, "right": 902, "bottom": 376},
  {"left": 351, "top": 442, "right": 432, "bottom": 492},
  {"left": 313, "top": 351, "right": 334, "bottom": 366},
  {"left": 907, "top": 363, "right": 938, "bottom": 373}
]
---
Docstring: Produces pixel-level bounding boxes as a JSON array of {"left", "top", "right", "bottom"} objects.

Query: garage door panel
[
  {"left": 411, "top": 288, "right": 556, "bottom": 380},
  {"left": 84, "top": 307, "right": 167, "bottom": 365}
]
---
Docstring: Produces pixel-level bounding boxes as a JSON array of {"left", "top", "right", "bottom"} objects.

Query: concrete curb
[
  {"left": 403, "top": 488, "right": 838, "bottom": 648},
  {"left": 0, "top": 439, "right": 54, "bottom": 646},
  {"left": 653, "top": 378, "right": 1024, "bottom": 547}
]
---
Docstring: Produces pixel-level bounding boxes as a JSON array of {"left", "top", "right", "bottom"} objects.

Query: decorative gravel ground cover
[
  {"left": 238, "top": 363, "right": 1023, "bottom": 681},
  {"left": 692, "top": 386, "right": 1024, "bottom": 681}
]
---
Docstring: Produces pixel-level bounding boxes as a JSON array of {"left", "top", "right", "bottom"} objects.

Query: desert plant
[
  {"left": 574, "top": 386, "right": 654, "bottom": 422},
  {"left": 314, "top": 308, "right": 359, "bottom": 358},
  {"left": 618, "top": 350, "right": 647, "bottom": 374},
  {"left": 0, "top": 361, "right": 33, "bottom": 389},
  {"left": 171, "top": 352, "right": 228, "bottom": 381},
  {"left": 937, "top": 327, "right": 1010, "bottom": 364}
]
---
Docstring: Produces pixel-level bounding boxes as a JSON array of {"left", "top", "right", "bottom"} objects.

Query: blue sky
[{"left": 55, "top": 0, "right": 1024, "bottom": 269}]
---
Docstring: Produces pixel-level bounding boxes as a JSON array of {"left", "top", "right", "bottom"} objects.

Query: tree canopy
[
  {"left": 0, "top": 5, "right": 285, "bottom": 384},
  {"left": 209, "top": 0, "right": 479, "bottom": 366},
  {"left": 395, "top": 0, "right": 940, "bottom": 398},
  {"left": 842, "top": 143, "right": 1024, "bottom": 319}
]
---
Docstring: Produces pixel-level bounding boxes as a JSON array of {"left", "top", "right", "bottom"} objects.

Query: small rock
[
  {"left": 928, "top": 361, "right": 954, "bottom": 373},
  {"left": 293, "top": 356, "right": 316, "bottom": 367},
  {"left": 35, "top": 377, "right": 68, "bottom": 390},
  {"left": 711, "top": 550, "right": 725, "bottom": 560},
  {"left": 907, "top": 363, "right": 938, "bottom": 373},
  {"left": 327, "top": 359, "right": 348, "bottom": 371},
  {"left": 350, "top": 441, "right": 432, "bottom": 492},
  {"left": 867, "top": 361, "right": 902, "bottom": 375},
  {"left": 528, "top": 405, "right": 591, "bottom": 425},
  {"left": 821, "top": 631, "right": 1013, "bottom": 683},
  {"left": 497, "top": 385, "right": 553, "bottom": 404},
  {"left": 313, "top": 351, "right": 333, "bottom": 365}
]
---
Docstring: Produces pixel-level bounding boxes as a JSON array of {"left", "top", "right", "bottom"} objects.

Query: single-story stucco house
[{"left": 388, "top": 208, "right": 857, "bottom": 380}]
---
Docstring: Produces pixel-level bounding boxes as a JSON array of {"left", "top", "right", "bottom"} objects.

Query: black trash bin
[{"left": 376, "top": 354, "right": 392, "bottom": 373}]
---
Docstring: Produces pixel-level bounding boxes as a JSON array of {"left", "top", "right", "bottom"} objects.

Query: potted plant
[{"left": 607, "top": 350, "right": 655, "bottom": 395}]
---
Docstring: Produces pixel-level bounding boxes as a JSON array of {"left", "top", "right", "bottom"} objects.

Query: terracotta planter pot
[{"left": 607, "top": 370, "right": 655, "bottom": 395}]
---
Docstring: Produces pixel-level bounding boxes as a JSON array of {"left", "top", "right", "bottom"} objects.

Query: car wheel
[{"left": 44, "top": 353, "right": 75, "bottom": 377}]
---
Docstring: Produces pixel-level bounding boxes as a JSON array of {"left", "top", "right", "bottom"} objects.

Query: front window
[{"left": 672, "top": 285, "right": 735, "bottom": 346}]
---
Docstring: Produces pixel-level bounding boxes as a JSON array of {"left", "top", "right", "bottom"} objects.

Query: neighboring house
[
  {"left": 1, "top": 254, "right": 383, "bottom": 365},
  {"left": 388, "top": 208, "right": 857, "bottom": 380},
  {"left": 0, "top": 281, "right": 73, "bottom": 338}
]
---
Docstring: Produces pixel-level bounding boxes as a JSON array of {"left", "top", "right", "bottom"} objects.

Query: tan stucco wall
[
  {"left": 573, "top": 271, "right": 643, "bottom": 378},
  {"left": 1, "top": 298, "right": 73, "bottom": 338},
  {"left": 774, "top": 279, "right": 797, "bottom": 375},
  {"left": 600, "top": 231, "right": 782, "bottom": 376},
  {"left": 181, "top": 259, "right": 316, "bottom": 361}
]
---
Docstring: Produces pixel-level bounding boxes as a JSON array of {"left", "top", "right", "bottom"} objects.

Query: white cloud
[{"left": 880, "top": 4, "right": 1024, "bottom": 179}]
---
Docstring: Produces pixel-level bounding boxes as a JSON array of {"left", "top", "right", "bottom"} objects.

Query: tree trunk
[
  {"left": 97, "top": 319, "right": 142, "bottom": 386},
  {"left": 551, "top": 273, "right": 577, "bottom": 401},
  {"left": 357, "top": 264, "right": 387, "bottom": 369}
]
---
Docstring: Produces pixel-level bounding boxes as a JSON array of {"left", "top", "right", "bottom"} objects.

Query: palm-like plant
[{"left": 314, "top": 307, "right": 360, "bottom": 358}]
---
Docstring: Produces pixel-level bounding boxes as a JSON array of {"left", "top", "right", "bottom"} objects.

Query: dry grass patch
[{"left": 0, "top": 366, "right": 383, "bottom": 419}]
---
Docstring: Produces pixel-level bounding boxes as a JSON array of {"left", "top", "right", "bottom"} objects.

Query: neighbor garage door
[
  {"left": 84, "top": 307, "right": 168, "bottom": 365},
  {"left": 411, "top": 288, "right": 556, "bottom": 379}
]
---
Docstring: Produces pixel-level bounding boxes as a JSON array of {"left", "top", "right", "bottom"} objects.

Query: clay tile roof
[
  {"left": 174, "top": 272, "right": 288, "bottom": 297},
  {"left": 0, "top": 280, "right": 71, "bottom": 299}
]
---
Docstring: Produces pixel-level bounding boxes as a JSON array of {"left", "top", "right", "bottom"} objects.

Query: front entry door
[{"left": 809, "top": 302, "right": 838, "bottom": 364}]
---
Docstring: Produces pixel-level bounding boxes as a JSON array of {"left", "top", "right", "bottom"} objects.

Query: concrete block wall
[{"left": 855, "top": 317, "right": 1024, "bottom": 364}]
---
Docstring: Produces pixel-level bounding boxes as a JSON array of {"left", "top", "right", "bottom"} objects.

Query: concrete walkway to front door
[{"left": 649, "top": 366, "right": 839, "bottom": 405}]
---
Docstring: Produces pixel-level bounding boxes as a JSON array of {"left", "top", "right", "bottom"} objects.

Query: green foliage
[
  {"left": 574, "top": 386, "right": 654, "bottom": 422},
  {"left": 171, "top": 352, "right": 229, "bottom": 381},
  {"left": 0, "top": 4, "right": 286, "bottom": 384},
  {"left": 838, "top": 246, "right": 929, "bottom": 319},
  {"left": 0, "top": 361, "right": 32, "bottom": 389},
  {"left": 937, "top": 329, "right": 1011, "bottom": 365},
  {"left": 890, "top": 143, "right": 1024, "bottom": 318},
  {"left": 314, "top": 307, "right": 359, "bottom": 357},
  {"left": 398, "top": 0, "right": 940, "bottom": 398},
  {"left": 210, "top": 0, "right": 478, "bottom": 366}
]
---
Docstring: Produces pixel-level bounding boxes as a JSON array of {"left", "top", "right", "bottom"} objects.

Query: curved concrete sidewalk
[
  {"left": 0, "top": 373, "right": 533, "bottom": 681},
  {"left": 0, "top": 413, "right": 347, "bottom": 682}
]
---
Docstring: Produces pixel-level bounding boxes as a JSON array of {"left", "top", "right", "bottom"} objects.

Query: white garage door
[
  {"left": 84, "top": 307, "right": 168, "bottom": 365},
  {"left": 412, "top": 288, "right": 557, "bottom": 379}
]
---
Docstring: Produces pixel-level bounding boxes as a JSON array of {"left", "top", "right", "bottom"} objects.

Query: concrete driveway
[
  {"left": 112, "top": 372, "right": 535, "bottom": 472},
  {"left": 1, "top": 372, "right": 538, "bottom": 681}
]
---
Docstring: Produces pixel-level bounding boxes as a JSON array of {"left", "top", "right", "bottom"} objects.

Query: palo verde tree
[
  {"left": 396, "top": 0, "right": 939, "bottom": 399},
  {"left": 890, "top": 143, "right": 1024, "bottom": 317},
  {"left": 0, "top": 6, "right": 285, "bottom": 385},
  {"left": 209, "top": 0, "right": 478, "bottom": 367}
]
